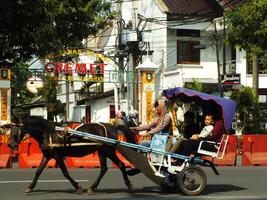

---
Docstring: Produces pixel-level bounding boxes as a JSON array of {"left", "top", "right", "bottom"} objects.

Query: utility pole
[
  {"left": 222, "top": 15, "right": 226, "bottom": 75},
  {"left": 117, "top": 3, "right": 126, "bottom": 100},
  {"left": 65, "top": 80, "right": 70, "bottom": 121},
  {"left": 128, "top": 42, "right": 139, "bottom": 110},
  {"left": 131, "top": 0, "right": 139, "bottom": 111},
  {"left": 214, "top": 21, "right": 223, "bottom": 97}
]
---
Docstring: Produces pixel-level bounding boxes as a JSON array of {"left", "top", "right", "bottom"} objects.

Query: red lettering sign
[
  {"left": 44, "top": 62, "right": 105, "bottom": 76},
  {"left": 75, "top": 63, "right": 87, "bottom": 74},
  {"left": 90, "top": 63, "right": 106, "bottom": 75}
]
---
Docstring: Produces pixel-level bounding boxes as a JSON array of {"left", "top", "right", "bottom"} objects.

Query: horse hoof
[
  {"left": 127, "top": 183, "right": 135, "bottom": 193},
  {"left": 75, "top": 186, "right": 83, "bottom": 194},
  {"left": 87, "top": 186, "right": 96, "bottom": 193},
  {"left": 25, "top": 188, "right": 33, "bottom": 193}
]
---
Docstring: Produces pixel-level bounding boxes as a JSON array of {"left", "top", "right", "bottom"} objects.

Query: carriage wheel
[{"left": 177, "top": 165, "right": 206, "bottom": 196}]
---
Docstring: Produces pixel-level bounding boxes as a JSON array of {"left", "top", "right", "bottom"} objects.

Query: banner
[{"left": 0, "top": 89, "right": 8, "bottom": 121}]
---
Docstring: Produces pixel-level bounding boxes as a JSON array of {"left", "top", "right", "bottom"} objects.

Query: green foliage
[
  {"left": 38, "top": 76, "right": 65, "bottom": 121},
  {"left": 226, "top": 0, "right": 267, "bottom": 62},
  {"left": 230, "top": 86, "right": 260, "bottom": 132},
  {"left": 184, "top": 78, "right": 203, "bottom": 92},
  {"left": 10, "top": 62, "right": 35, "bottom": 117},
  {"left": 0, "top": 0, "right": 115, "bottom": 65}
]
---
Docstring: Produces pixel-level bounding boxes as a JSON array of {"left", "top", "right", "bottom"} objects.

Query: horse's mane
[{"left": 23, "top": 116, "right": 55, "bottom": 135}]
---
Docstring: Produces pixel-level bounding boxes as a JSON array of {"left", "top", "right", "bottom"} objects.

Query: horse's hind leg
[
  {"left": 25, "top": 156, "right": 50, "bottom": 193},
  {"left": 87, "top": 151, "right": 108, "bottom": 193},
  {"left": 107, "top": 149, "right": 134, "bottom": 192},
  {"left": 56, "top": 156, "right": 82, "bottom": 194}
]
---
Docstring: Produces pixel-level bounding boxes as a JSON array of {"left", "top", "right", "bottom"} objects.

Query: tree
[
  {"left": 230, "top": 86, "right": 260, "bottom": 133},
  {"left": 10, "top": 62, "right": 34, "bottom": 117},
  {"left": 38, "top": 76, "right": 65, "bottom": 122},
  {"left": 226, "top": 0, "right": 267, "bottom": 97},
  {"left": 184, "top": 78, "right": 203, "bottom": 92},
  {"left": 0, "top": 0, "right": 115, "bottom": 65}
]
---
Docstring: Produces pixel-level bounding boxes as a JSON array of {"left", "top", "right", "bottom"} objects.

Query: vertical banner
[
  {"left": 0, "top": 89, "right": 8, "bottom": 121},
  {"left": 141, "top": 71, "right": 156, "bottom": 124},
  {"left": 145, "top": 90, "right": 153, "bottom": 123}
]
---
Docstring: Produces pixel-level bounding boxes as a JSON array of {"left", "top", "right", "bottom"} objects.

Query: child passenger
[
  {"left": 167, "top": 114, "right": 214, "bottom": 154},
  {"left": 190, "top": 114, "right": 214, "bottom": 141}
]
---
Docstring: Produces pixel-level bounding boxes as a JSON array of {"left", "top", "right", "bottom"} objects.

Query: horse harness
[{"left": 48, "top": 122, "right": 107, "bottom": 148}]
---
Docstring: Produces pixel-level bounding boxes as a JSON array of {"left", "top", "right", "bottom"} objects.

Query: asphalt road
[{"left": 0, "top": 166, "right": 267, "bottom": 200}]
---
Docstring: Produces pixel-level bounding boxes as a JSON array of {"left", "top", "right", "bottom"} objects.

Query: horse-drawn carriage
[{"left": 8, "top": 87, "right": 236, "bottom": 196}]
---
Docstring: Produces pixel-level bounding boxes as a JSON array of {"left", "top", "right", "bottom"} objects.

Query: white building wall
[
  {"left": 236, "top": 49, "right": 247, "bottom": 86},
  {"left": 160, "top": 22, "right": 222, "bottom": 90},
  {"left": 87, "top": 96, "right": 114, "bottom": 123},
  {"left": 30, "top": 107, "right": 47, "bottom": 119},
  {"left": 72, "top": 105, "right": 86, "bottom": 122}
]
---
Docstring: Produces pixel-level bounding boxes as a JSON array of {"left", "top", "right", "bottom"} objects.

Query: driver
[{"left": 130, "top": 96, "right": 172, "bottom": 147}]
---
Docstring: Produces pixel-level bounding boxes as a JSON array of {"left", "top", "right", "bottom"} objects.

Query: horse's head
[
  {"left": 8, "top": 116, "right": 52, "bottom": 151},
  {"left": 8, "top": 123, "right": 26, "bottom": 151}
]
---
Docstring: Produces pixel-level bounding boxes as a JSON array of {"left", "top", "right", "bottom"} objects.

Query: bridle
[{"left": 11, "top": 124, "right": 26, "bottom": 145}]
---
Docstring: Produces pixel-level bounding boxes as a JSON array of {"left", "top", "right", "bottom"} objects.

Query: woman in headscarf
[{"left": 130, "top": 97, "right": 172, "bottom": 147}]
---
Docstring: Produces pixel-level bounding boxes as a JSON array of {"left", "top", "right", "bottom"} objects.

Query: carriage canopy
[{"left": 163, "top": 87, "right": 237, "bottom": 131}]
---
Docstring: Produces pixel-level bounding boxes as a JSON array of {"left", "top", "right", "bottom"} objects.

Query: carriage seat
[
  {"left": 197, "top": 134, "right": 229, "bottom": 159},
  {"left": 149, "top": 133, "right": 168, "bottom": 163}
]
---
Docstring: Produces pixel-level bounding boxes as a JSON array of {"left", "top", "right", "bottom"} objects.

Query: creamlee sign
[
  {"left": 45, "top": 62, "right": 106, "bottom": 75},
  {"left": 43, "top": 62, "right": 135, "bottom": 83}
]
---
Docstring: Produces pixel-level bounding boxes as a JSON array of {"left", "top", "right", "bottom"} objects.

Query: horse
[{"left": 8, "top": 116, "right": 136, "bottom": 194}]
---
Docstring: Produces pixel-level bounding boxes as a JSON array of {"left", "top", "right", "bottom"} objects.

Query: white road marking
[{"left": 0, "top": 179, "right": 88, "bottom": 183}]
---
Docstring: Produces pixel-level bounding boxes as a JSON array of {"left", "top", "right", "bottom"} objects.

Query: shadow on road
[
  {"left": 25, "top": 184, "right": 247, "bottom": 199},
  {"left": 204, "top": 184, "right": 247, "bottom": 194}
]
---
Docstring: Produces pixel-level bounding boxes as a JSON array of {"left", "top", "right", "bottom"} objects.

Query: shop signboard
[{"left": 221, "top": 74, "right": 240, "bottom": 85}]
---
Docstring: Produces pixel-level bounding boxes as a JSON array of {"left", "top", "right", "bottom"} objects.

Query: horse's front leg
[
  {"left": 25, "top": 155, "right": 50, "bottom": 193},
  {"left": 55, "top": 155, "right": 82, "bottom": 194},
  {"left": 87, "top": 151, "right": 108, "bottom": 193}
]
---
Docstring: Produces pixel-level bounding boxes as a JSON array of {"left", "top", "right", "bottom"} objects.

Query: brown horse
[{"left": 8, "top": 116, "right": 135, "bottom": 193}]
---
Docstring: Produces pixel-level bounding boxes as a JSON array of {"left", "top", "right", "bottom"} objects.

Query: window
[
  {"left": 177, "top": 29, "right": 200, "bottom": 65},
  {"left": 177, "top": 40, "right": 200, "bottom": 64},
  {"left": 247, "top": 59, "right": 267, "bottom": 74}
]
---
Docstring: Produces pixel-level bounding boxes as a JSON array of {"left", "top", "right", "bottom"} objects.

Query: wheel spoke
[{"left": 178, "top": 166, "right": 207, "bottom": 196}]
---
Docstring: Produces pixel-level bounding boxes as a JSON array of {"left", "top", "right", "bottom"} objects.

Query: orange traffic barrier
[
  {"left": 202, "top": 135, "right": 238, "bottom": 166},
  {"left": 112, "top": 134, "right": 133, "bottom": 168},
  {"left": 68, "top": 122, "right": 82, "bottom": 129},
  {"left": 64, "top": 123, "right": 100, "bottom": 168},
  {"left": 0, "top": 135, "right": 12, "bottom": 168},
  {"left": 18, "top": 138, "right": 56, "bottom": 168},
  {"left": 66, "top": 152, "right": 100, "bottom": 168},
  {"left": 242, "top": 134, "right": 267, "bottom": 166}
]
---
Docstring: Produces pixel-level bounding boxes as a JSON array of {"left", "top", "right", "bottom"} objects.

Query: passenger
[
  {"left": 169, "top": 114, "right": 214, "bottom": 155},
  {"left": 166, "top": 111, "right": 200, "bottom": 153},
  {"left": 190, "top": 113, "right": 214, "bottom": 141},
  {"left": 122, "top": 110, "right": 139, "bottom": 144},
  {"left": 183, "top": 111, "right": 200, "bottom": 139},
  {"left": 114, "top": 110, "right": 125, "bottom": 134},
  {"left": 130, "top": 97, "right": 172, "bottom": 147},
  {"left": 179, "top": 114, "right": 220, "bottom": 156}
]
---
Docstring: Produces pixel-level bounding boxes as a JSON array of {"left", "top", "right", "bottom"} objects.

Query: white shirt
[{"left": 199, "top": 125, "right": 213, "bottom": 139}]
